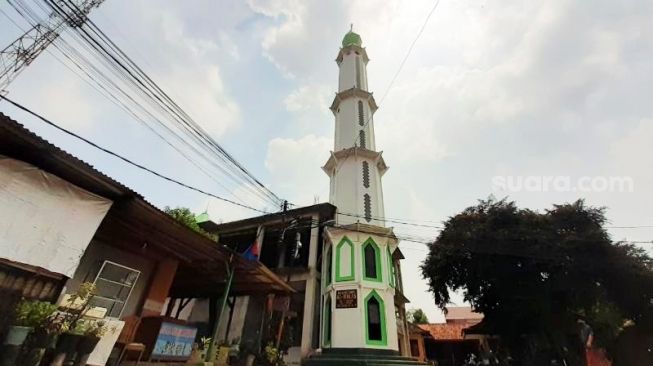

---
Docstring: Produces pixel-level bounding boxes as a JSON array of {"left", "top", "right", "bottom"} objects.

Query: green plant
[
  {"left": 262, "top": 343, "right": 285, "bottom": 366},
  {"left": 71, "top": 319, "right": 107, "bottom": 337},
  {"left": 43, "top": 313, "right": 70, "bottom": 335},
  {"left": 407, "top": 308, "right": 429, "bottom": 324},
  {"left": 67, "top": 282, "right": 97, "bottom": 307},
  {"left": 198, "top": 336, "right": 212, "bottom": 351},
  {"left": 164, "top": 206, "right": 217, "bottom": 241},
  {"left": 14, "top": 300, "right": 58, "bottom": 328},
  {"left": 54, "top": 281, "right": 98, "bottom": 334}
]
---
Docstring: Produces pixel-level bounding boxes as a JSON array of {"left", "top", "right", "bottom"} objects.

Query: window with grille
[
  {"left": 89, "top": 261, "right": 140, "bottom": 318},
  {"left": 358, "top": 100, "right": 364, "bottom": 126},
  {"left": 365, "top": 290, "right": 386, "bottom": 345},
  {"left": 364, "top": 245, "right": 377, "bottom": 279},
  {"left": 362, "top": 161, "right": 370, "bottom": 188},
  {"left": 362, "top": 238, "right": 381, "bottom": 282},
  {"left": 367, "top": 296, "right": 381, "bottom": 340},
  {"left": 359, "top": 130, "right": 366, "bottom": 149}
]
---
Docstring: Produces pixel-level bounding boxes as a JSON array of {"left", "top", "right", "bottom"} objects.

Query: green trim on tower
[
  {"left": 362, "top": 237, "right": 382, "bottom": 283},
  {"left": 335, "top": 236, "right": 355, "bottom": 282},
  {"left": 387, "top": 247, "right": 395, "bottom": 288},
  {"left": 342, "top": 31, "right": 362, "bottom": 47},
  {"left": 364, "top": 290, "right": 387, "bottom": 346}
]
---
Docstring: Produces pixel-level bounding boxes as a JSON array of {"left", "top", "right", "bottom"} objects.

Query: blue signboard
[{"left": 151, "top": 322, "right": 198, "bottom": 360}]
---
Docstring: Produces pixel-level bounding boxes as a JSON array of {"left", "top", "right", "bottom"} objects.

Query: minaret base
[{"left": 303, "top": 348, "right": 429, "bottom": 365}]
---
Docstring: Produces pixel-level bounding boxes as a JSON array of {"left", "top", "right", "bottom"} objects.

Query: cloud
[
  {"left": 252, "top": 0, "right": 653, "bottom": 319},
  {"left": 265, "top": 134, "right": 332, "bottom": 205},
  {"left": 29, "top": 74, "right": 98, "bottom": 130},
  {"left": 4, "top": 0, "right": 653, "bottom": 323},
  {"left": 247, "top": 0, "right": 348, "bottom": 79}
]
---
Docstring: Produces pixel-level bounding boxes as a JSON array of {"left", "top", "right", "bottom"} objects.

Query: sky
[{"left": 1, "top": 0, "right": 652, "bottom": 323}]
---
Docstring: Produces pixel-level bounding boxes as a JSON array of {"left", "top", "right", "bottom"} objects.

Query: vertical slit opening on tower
[
  {"left": 364, "top": 193, "right": 372, "bottom": 222},
  {"left": 362, "top": 161, "right": 370, "bottom": 188}
]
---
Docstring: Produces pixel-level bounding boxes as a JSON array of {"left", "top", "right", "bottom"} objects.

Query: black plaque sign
[{"left": 335, "top": 289, "right": 358, "bottom": 309}]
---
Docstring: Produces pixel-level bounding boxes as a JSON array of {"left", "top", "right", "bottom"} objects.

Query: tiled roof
[
  {"left": 418, "top": 323, "right": 470, "bottom": 341},
  {"left": 445, "top": 306, "right": 484, "bottom": 321}
]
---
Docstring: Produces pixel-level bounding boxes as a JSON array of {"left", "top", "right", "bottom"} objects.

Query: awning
[{"left": 1, "top": 113, "right": 294, "bottom": 297}]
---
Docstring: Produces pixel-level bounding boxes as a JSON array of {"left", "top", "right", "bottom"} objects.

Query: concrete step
[{"left": 304, "top": 350, "right": 429, "bottom": 366}]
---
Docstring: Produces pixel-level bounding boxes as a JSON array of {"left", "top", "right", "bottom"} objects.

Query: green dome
[
  {"left": 195, "top": 211, "right": 210, "bottom": 223},
  {"left": 342, "top": 31, "right": 362, "bottom": 47}
]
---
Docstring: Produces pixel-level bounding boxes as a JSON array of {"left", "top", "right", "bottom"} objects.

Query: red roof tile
[{"left": 418, "top": 323, "right": 467, "bottom": 340}]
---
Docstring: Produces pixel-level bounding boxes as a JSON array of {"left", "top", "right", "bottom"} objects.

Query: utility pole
[{"left": 0, "top": 0, "right": 105, "bottom": 94}]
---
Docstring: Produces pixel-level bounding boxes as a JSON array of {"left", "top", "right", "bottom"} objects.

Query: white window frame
[{"left": 92, "top": 260, "right": 140, "bottom": 318}]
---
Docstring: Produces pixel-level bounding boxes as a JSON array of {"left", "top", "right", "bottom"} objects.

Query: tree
[
  {"left": 164, "top": 206, "right": 217, "bottom": 241},
  {"left": 407, "top": 308, "right": 429, "bottom": 324},
  {"left": 420, "top": 198, "right": 653, "bottom": 365}
]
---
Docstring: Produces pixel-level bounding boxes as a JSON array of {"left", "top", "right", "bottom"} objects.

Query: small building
[
  {"left": 417, "top": 307, "right": 487, "bottom": 366},
  {"left": 195, "top": 203, "right": 336, "bottom": 363},
  {"left": 408, "top": 323, "right": 430, "bottom": 362},
  {"left": 0, "top": 113, "right": 294, "bottom": 365}
]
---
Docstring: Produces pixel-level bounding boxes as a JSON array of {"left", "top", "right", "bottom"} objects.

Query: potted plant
[
  {"left": 260, "top": 342, "right": 286, "bottom": 366},
  {"left": 0, "top": 299, "right": 58, "bottom": 366},
  {"left": 14, "top": 301, "right": 59, "bottom": 366},
  {"left": 5, "top": 300, "right": 54, "bottom": 345},
  {"left": 73, "top": 319, "right": 107, "bottom": 366},
  {"left": 189, "top": 337, "right": 212, "bottom": 362},
  {"left": 50, "top": 282, "right": 97, "bottom": 366}
]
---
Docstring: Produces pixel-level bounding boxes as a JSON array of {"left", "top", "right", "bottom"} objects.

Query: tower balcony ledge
[
  {"left": 336, "top": 44, "right": 369, "bottom": 64},
  {"left": 326, "top": 222, "right": 398, "bottom": 244},
  {"left": 330, "top": 87, "right": 378, "bottom": 115},
  {"left": 322, "top": 147, "right": 388, "bottom": 176}
]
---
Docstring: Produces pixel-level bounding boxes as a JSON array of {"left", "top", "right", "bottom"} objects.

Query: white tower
[{"left": 320, "top": 29, "right": 400, "bottom": 352}]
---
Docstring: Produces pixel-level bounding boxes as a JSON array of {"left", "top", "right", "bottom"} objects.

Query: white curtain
[{"left": 0, "top": 155, "right": 112, "bottom": 277}]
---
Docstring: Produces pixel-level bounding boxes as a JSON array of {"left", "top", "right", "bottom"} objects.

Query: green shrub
[{"left": 15, "top": 300, "right": 58, "bottom": 328}]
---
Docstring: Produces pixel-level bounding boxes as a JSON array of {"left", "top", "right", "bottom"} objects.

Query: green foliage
[
  {"left": 14, "top": 300, "right": 58, "bottom": 328},
  {"left": 262, "top": 343, "right": 285, "bottom": 366},
  {"left": 164, "top": 206, "right": 217, "bottom": 241},
  {"left": 421, "top": 198, "right": 653, "bottom": 364},
  {"left": 407, "top": 308, "right": 429, "bottom": 324},
  {"left": 70, "top": 319, "right": 108, "bottom": 337},
  {"left": 48, "top": 281, "right": 98, "bottom": 335}
]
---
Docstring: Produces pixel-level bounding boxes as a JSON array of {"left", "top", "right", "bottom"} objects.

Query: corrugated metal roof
[
  {"left": 0, "top": 112, "right": 294, "bottom": 294},
  {"left": 0, "top": 112, "right": 140, "bottom": 201}
]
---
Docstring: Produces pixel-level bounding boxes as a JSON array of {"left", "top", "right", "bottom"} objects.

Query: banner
[{"left": 0, "top": 156, "right": 112, "bottom": 277}]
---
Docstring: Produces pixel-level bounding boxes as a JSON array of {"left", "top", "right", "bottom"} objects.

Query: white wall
[
  {"left": 331, "top": 155, "right": 386, "bottom": 227},
  {"left": 323, "top": 229, "right": 398, "bottom": 350},
  {"left": 65, "top": 240, "right": 155, "bottom": 317}
]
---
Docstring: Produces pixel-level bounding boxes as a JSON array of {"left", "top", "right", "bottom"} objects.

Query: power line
[
  {"left": 6, "top": 0, "right": 285, "bottom": 211},
  {"left": 7, "top": 2, "right": 653, "bottom": 242},
  {"left": 0, "top": 94, "right": 267, "bottom": 214},
  {"left": 1, "top": 7, "right": 257, "bottom": 209},
  {"left": 337, "top": 211, "right": 653, "bottom": 231}
]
